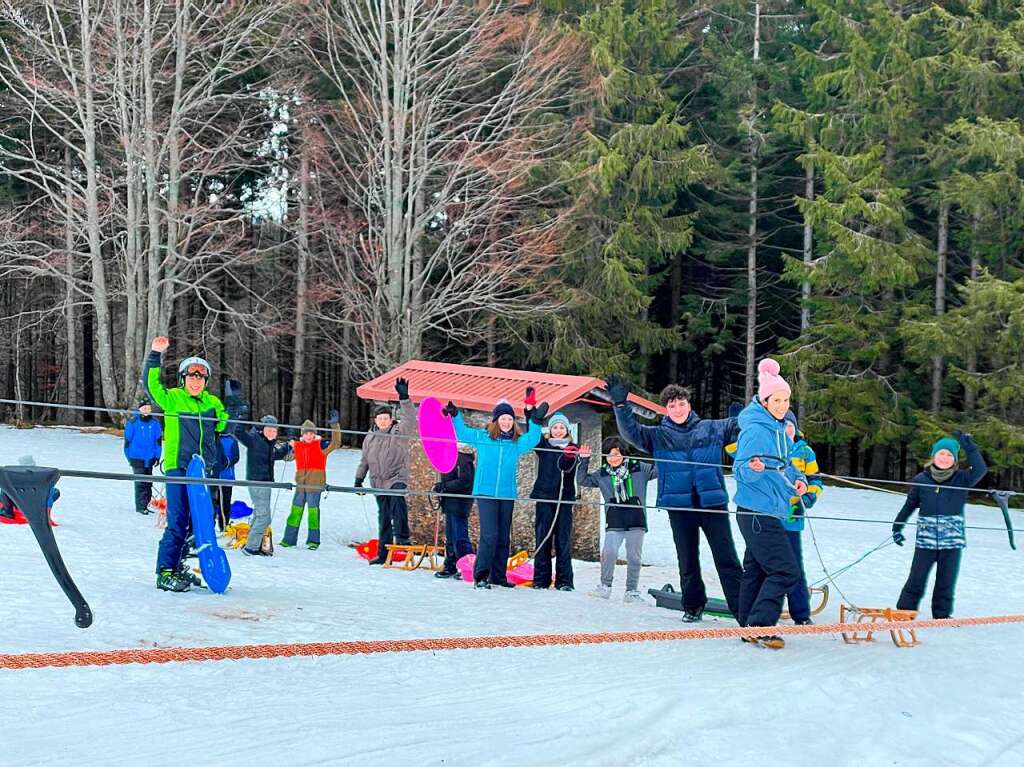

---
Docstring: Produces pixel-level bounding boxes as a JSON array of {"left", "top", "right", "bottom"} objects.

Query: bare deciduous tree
[{"left": 301, "top": 0, "right": 588, "bottom": 378}]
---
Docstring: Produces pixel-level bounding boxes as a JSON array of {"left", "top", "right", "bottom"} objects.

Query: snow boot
[
  {"left": 474, "top": 580, "right": 491, "bottom": 590},
  {"left": 589, "top": 584, "right": 612, "bottom": 599},
  {"left": 156, "top": 568, "right": 191, "bottom": 592},
  {"left": 794, "top": 618, "right": 813, "bottom": 626},
  {"left": 743, "top": 634, "right": 785, "bottom": 650},
  {"left": 682, "top": 608, "right": 704, "bottom": 623},
  {"left": 556, "top": 584, "right": 574, "bottom": 592},
  {"left": 307, "top": 542, "right": 320, "bottom": 550},
  {"left": 435, "top": 569, "right": 457, "bottom": 579},
  {"left": 623, "top": 590, "right": 643, "bottom": 604}
]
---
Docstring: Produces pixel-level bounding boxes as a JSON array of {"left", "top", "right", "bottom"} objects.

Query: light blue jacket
[
  {"left": 733, "top": 399, "right": 805, "bottom": 519},
  {"left": 453, "top": 413, "right": 541, "bottom": 499}
]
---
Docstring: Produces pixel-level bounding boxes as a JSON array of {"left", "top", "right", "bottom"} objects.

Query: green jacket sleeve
[{"left": 144, "top": 351, "right": 172, "bottom": 410}]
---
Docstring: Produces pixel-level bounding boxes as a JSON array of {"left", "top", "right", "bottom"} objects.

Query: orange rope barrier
[{"left": 3, "top": 613, "right": 1024, "bottom": 670}]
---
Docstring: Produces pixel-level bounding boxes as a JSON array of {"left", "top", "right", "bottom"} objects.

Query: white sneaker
[
  {"left": 589, "top": 584, "right": 612, "bottom": 599},
  {"left": 623, "top": 590, "right": 643, "bottom": 604}
]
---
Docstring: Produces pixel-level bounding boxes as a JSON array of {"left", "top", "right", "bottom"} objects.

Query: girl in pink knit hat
[{"left": 732, "top": 358, "right": 810, "bottom": 649}]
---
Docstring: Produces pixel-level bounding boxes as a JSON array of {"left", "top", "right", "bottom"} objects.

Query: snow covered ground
[{"left": 2, "top": 424, "right": 1023, "bottom": 766}]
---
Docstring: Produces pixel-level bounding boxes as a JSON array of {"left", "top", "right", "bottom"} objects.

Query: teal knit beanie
[{"left": 931, "top": 436, "right": 960, "bottom": 458}]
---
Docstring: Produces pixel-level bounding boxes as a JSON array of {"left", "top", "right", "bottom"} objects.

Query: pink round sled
[{"left": 418, "top": 397, "right": 458, "bottom": 474}]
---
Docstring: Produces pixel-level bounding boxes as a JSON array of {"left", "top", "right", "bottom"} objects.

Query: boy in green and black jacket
[{"left": 146, "top": 336, "right": 228, "bottom": 592}]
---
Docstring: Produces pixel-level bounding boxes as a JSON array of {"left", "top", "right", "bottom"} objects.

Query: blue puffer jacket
[
  {"left": 453, "top": 413, "right": 541, "bottom": 499},
  {"left": 124, "top": 414, "right": 163, "bottom": 466},
  {"left": 215, "top": 434, "right": 240, "bottom": 481},
  {"left": 733, "top": 399, "right": 804, "bottom": 519},
  {"left": 613, "top": 404, "right": 737, "bottom": 509}
]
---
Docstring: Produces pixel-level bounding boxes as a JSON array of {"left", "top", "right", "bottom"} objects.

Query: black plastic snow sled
[{"left": 648, "top": 582, "right": 829, "bottom": 620}]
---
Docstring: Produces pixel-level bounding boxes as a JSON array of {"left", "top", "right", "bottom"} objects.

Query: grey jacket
[{"left": 355, "top": 399, "right": 417, "bottom": 490}]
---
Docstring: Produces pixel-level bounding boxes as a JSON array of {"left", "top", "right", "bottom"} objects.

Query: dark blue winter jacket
[
  {"left": 613, "top": 404, "right": 737, "bottom": 510},
  {"left": 123, "top": 414, "right": 162, "bottom": 466},
  {"left": 893, "top": 438, "right": 987, "bottom": 550}
]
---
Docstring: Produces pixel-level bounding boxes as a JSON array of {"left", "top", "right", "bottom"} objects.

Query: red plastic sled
[
  {"left": 355, "top": 539, "right": 407, "bottom": 562},
  {"left": 0, "top": 506, "right": 58, "bottom": 527}
]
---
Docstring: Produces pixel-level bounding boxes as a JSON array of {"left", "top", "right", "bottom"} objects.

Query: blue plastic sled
[{"left": 186, "top": 456, "right": 232, "bottom": 594}]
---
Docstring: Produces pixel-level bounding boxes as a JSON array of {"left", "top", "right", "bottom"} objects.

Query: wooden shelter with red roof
[{"left": 356, "top": 361, "right": 665, "bottom": 561}]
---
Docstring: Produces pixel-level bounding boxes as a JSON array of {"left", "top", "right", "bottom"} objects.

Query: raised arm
[
  {"left": 955, "top": 432, "right": 988, "bottom": 487},
  {"left": 575, "top": 456, "right": 600, "bottom": 489},
  {"left": 144, "top": 341, "right": 172, "bottom": 411}
]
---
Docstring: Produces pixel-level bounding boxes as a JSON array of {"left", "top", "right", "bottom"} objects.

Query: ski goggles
[{"left": 183, "top": 366, "right": 209, "bottom": 380}]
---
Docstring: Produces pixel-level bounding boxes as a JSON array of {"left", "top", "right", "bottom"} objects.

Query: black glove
[
  {"left": 727, "top": 401, "right": 743, "bottom": 419},
  {"left": 530, "top": 402, "right": 550, "bottom": 424},
  {"left": 328, "top": 409, "right": 340, "bottom": 425},
  {"left": 442, "top": 400, "right": 459, "bottom": 418},
  {"left": 395, "top": 377, "right": 410, "bottom": 401},
  {"left": 354, "top": 477, "right": 364, "bottom": 488},
  {"left": 892, "top": 527, "right": 905, "bottom": 547},
  {"left": 433, "top": 481, "right": 444, "bottom": 494},
  {"left": 605, "top": 375, "right": 629, "bottom": 406},
  {"left": 952, "top": 430, "right": 974, "bottom": 450}
]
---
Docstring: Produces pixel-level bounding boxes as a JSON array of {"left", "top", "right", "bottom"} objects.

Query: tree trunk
[
  {"left": 931, "top": 201, "right": 949, "bottom": 413},
  {"left": 289, "top": 147, "right": 312, "bottom": 424},
  {"left": 668, "top": 251, "right": 682, "bottom": 382},
  {"left": 744, "top": 2, "right": 761, "bottom": 402},
  {"left": 799, "top": 162, "right": 813, "bottom": 423},
  {"left": 82, "top": 1, "right": 120, "bottom": 409},
  {"left": 64, "top": 142, "right": 81, "bottom": 421},
  {"left": 966, "top": 220, "right": 981, "bottom": 412}
]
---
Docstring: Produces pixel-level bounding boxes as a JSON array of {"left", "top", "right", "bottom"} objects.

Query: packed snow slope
[{"left": 2, "top": 425, "right": 1023, "bottom": 767}]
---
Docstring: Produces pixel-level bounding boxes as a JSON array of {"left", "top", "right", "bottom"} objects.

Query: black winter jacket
[
  {"left": 235, "top": 425, "right": 293, "bottom": 481},
  {"left": 437, "top": 452, "right": 475, "bottom": 516}
]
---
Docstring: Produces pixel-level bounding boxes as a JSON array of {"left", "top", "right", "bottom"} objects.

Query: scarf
[
  {"left": 929, "top": 464, "right": 957, "bottom": 483},
  {"left": 607, "top": 462, "right": 634, "bottom": 504}
]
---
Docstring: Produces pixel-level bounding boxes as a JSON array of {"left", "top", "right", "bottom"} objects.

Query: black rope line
[
  {"left": 4, "top": 397, "right": 1021, "bottom": 500},
  {"left": 11, "top": 464, "right": 1022, "bottom": 537}
]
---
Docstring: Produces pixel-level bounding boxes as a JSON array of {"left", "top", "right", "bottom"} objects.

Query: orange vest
[{"left": 293, "top": 440, "right": 327, "bottom": 471}]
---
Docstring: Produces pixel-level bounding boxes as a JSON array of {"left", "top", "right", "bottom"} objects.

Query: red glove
[
  {"left": 524, "top": 386, "right": 537, "bottom": 407},
  {"left": 562, "top": 444, "right": 580, "bottom": 459}
]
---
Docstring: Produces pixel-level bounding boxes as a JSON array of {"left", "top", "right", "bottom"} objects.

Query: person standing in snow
[
  {"left": 212, "top": 430, "right": 240, "bottom": 532},
  {"left": 606, "top": 375, "right": 743, "bottom": 622},
  {"left": 281, "top": 413, "right": 342, "bottom": 550},
  {"left": 780, "top": 411, "right": 823, "bottom": 625},
  {"left": 123, "top": 398, "right": 162, "bottom": 515},
  {"left": 145, "top": 336, "right": 228, "bottom": 592},
  {"left": 446, "top": 390, "right": 547, "bottom": 589},
  {"left": 355, "top": 377, "right": 419, "bottom": 565},
  {"left": 892, "top": 432, "right": 987, "bottom": 619},
  {"left": 733, "top": 359, "right": 808, "bottom": 649},
  {"left": 433, "top": 444, "right": 476, "bottom": 579},
  {"left": 530, "top": 409, "right": 580, "bottom": 591},
  {"left": 577, "top": 437, "right": 656, "bottom": 603},
  {"left": 235, "top": 415, "right": 294, "bottom": 556}
]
